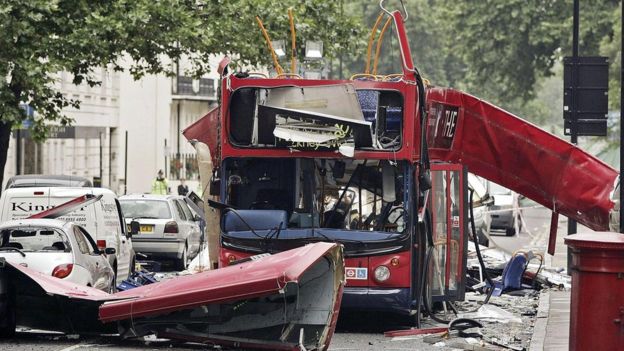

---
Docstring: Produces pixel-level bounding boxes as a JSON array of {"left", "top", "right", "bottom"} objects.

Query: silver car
[
  {"left": 489, "top": 183, "right": 520, "bottom": 236},
  {"left": 0, "top": 219, "right": 115, "bottom": 292},
  {"left": 119, "top": 195, "right": 202, "bottom": 270},
  {"left": 469, "top": 174, "right": 493, "bottom": 246}
]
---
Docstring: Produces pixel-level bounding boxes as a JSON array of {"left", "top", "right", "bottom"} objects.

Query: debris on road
[
  {"left": 116, "top": 270, "right": 158, "bottom": 291},
  {"left": 1, "top": 242, "right": 345, "bottom": 351}
]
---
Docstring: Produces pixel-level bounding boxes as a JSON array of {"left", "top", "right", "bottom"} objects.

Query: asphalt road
[{"left": 0, "top": 205, "right": 552, "bottom": 351}]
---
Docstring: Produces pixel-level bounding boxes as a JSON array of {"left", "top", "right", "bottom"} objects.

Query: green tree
[{"left": 0, "top": 0, "right": 361, "bottom": 192}]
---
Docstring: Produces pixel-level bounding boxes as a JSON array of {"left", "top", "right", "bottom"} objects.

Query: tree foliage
[
  {"left": 341, "top": 0, "right": 620, "bottom": 126},
  {"left": 0, "top": 0, "right": 362, "bottom": 139}
]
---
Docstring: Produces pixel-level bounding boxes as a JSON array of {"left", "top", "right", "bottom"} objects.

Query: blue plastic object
[
  {"left": 490, "top": 253, "right": 528, "bottom": 296},
  {"left": 116, "top": 270, "right": 159, "bottom": 291}
]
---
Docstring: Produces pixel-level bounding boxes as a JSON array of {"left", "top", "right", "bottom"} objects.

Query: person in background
[
  {"left": 177, "top": 178, "right": 189, "bottom": 196},
  {"left": 151, "top": 170, "right": 169, "bottom": 195}
]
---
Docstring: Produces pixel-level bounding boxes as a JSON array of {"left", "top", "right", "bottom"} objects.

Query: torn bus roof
[
  {"left": 426, "top": 87, "right": 618, "bottom": 231},
  {"left": 182, "top": 105, "right": 220, "bottom": 164},
  {"left": 1, "top": 258, "right": 129, "bottom": 335},
  {"left": 26, "top": 194, "right": 103, "bottom": 219},
  {"left": 99, "top": 243, "right": 345, "bottom": 351},
  {"left": 2, "top": 243, "right": 344, "bottom": 351}
]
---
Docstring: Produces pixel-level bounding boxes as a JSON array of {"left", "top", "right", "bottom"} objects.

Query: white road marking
[{"left": 57, "top": 343, "right": 98, "bottom": 351}]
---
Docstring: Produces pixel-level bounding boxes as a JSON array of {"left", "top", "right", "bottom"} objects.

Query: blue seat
[
  {"left": 223, "top": 210, "right": 288, "bottom": 232},
  {"left": 357, "top": 90, "right": 379, "bottom": 123},
  {"left": 490, "top": 253, "right": 529, "bottom": 296}
]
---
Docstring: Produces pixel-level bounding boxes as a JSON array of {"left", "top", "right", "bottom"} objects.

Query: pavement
[{"left": 529, "top": 217, "right": 577, "bottom": 351}]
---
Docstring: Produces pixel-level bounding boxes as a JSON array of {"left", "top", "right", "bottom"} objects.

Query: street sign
[
  {"left": 564, "top": 119, "right": 607, "bottom": 136},
  {"left": 563, "top": 56, "right": 609, "bottom": 136}
]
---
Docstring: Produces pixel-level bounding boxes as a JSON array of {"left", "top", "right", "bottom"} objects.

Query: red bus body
[{"left": 184, "top": 9, "right": 617, "bottom": 316}]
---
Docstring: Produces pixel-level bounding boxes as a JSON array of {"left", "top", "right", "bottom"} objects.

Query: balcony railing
[
  {"left": 173, "top": 76, "right": 216, "bottom": 99},
  {"left": 169, "top": 152, "right": 199, "bottom": 180}
]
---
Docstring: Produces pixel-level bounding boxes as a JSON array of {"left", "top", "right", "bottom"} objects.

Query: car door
[
  {"left": 74, "top": 226, "right": 111, "bottom": 291},
  {"left": 176, "top": 199, "right": 201, "bottom": 254},
  {"left": 113, "top": 198, "right": 133, "bottom": 280},
  {"left": 172, "top": 200, "right": 192, "bottom": 247},
  {"left": 72, "top": 225, "right": 97, "bottom": 286}
]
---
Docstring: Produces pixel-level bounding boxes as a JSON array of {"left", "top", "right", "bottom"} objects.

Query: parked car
[
  {"left": 119, "top": 194, "right": 202, "bottom": 270},
  {"left": 5, "top": 175, "right": 92, "bottom": 189},
  {"left": 468, "top": 174, "right": 493, "bottom": 246},
  {"left": 0, "top": 219, "right": 115, "bottom": 292},
  {"left": 0, "top": 187, "right": 135, "bottom": 285},
  {"left": 488, "top": 183, "right": 520, "bottom": 236}
]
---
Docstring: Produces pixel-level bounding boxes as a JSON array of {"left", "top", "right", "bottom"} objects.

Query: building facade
[{"left": 3, "top": 58, "right": 220, "bottom": 195}]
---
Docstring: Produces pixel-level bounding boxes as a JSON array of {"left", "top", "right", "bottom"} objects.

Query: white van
[{"left": 0, "top": 187, "right": 134, "bottom": 284}]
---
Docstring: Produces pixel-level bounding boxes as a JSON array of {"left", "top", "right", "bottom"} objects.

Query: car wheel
[
  {"left": 176, "top": 243, "right": 188, "bottom": 271},
  {"left": 0, "top": 293, "right": 16, "bottom": 339},
  {"left": 505, "top": 227, "right": 516, "bottom": 236}
]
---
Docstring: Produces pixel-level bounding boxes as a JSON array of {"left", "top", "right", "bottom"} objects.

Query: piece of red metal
[
  {"left": 182, "top": 105, "right": 220, "bottom": 165},
  {"left": 426, "top": 88, "right": 618, "bottom": 231},
  {"left": 384, "top": 327, "right": 448, "bottom": 337},
  {"left": 3, "top": 243, "right": 344, "bottom": 350},
  {"left": 217, "top": 56, "right": 231, "bottom": 76},
  {"left": 548, "top": 212, "right": 559, "bottom": 255},
  {"left": 100, "top": 242, "right": 341, "bottom": 321},
  {"left": 6, "top": 259, "right": 129, "bottom": 301},
  {"left": 27, "top": 194, "right": 102, "bottom": 219},
  {"left": 565, "top": 232, "right": 624, "bottom": 350}
]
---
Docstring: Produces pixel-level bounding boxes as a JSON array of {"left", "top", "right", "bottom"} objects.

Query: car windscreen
[
  {"left": 120, "top": 200, "right": 172, "bottom": 219},
  {"left": 0, "top": 227, "right": 71, "bottom": 252}
]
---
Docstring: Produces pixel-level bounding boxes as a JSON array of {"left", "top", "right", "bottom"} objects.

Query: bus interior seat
[
  {"left": 223, "top": 209, "right": 288, "bottom": 232},
  {"left": 357, "top": 90, "right": 379, "bottom": 124}
]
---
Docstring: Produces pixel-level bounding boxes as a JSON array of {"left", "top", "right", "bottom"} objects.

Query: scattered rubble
[{"left": 396, "top": 241, "right": 571, "bottom": 351}]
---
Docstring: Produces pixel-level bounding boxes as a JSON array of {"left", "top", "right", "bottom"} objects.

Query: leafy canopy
[{"left": 0, "top": 0, "right": 362, "bottom": 139}]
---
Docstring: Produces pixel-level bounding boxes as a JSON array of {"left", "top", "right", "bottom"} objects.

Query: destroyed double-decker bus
[
  {"left": 184, "top": 0, "right": 619, "bottom": 321},
  {"left": 186, "top": 4, "right": 468, "bottom": 319}
]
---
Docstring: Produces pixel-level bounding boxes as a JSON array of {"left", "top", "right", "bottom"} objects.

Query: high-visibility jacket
[{"left": 151, "top": 178, "right": 168, "bottom": 195}]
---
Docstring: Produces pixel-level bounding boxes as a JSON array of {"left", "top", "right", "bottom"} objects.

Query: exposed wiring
[
  {"left": 365, "top": 12, "right": 385, "bottom": 74},
  {"left": 468, "top": 188, "right": 494, "bottom": 304},
  {"left": 288, "top": 8, "right": 297, "bottom": 74},
  {"left": 373, "top": 17, "right": 393, "bottom": 76},
  {"left": 255, "top": 16, "right": 284, "bottom": 76}
]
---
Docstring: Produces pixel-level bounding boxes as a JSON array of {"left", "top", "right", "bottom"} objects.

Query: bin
[{"left": 565, "top": 232, "right": 624, "bottom": 351}]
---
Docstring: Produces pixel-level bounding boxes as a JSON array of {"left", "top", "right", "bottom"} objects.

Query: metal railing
[
  {"left": 169, "top": 153, "right": 199, "bottom": 180},
  {"left": 173, "top": 76, "right": 216, "bottom": 98}
]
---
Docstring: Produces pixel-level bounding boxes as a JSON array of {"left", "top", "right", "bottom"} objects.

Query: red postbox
[{"left": 565, "top": 232, "right": 624, "bottom": 350}]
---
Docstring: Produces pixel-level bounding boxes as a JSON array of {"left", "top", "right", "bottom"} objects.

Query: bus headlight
[{"left": 374, "top": 265, "right": 390, "bottom": 282}]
